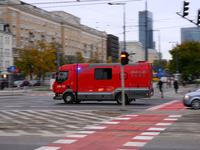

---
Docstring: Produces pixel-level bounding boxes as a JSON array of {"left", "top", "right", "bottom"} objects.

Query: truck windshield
[{"left": 57, "top": 71, "right": 69, "bottom": 83}]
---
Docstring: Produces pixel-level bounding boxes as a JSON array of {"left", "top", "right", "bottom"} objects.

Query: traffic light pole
[
  {"left": 121, "top": 65, "right": 126, "bottom": 111},
  {"left": 176, "top": 12, "right": 199, "bottom": 27}
]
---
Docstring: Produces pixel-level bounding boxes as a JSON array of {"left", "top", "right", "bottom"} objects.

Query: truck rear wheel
[
  {"left": 63, "top": 93, "right": 75, "bottom": 104},
  {"left": 116, "top": 93, "right": 129, "bottom": 105}
]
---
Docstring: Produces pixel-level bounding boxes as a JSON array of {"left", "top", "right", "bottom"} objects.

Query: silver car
[{"left": 183, "top": 89, "right": 200, "bottom": 109}]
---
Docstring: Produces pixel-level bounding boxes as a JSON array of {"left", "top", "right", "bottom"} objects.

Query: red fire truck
[{"left": 53, "top": 62, "right": 153, "bottom": 104}]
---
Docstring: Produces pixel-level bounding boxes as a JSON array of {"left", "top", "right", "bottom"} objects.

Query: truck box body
[{"left": 53, "top": 62, "right": 153, "bottom": 104}]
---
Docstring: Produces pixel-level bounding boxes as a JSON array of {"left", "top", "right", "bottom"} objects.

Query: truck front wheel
[{"left": 63, "top": 93, "right": 75, "bottom": 104}]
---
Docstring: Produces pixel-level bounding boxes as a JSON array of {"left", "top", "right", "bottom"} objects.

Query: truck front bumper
[{"left": 53, "top": 93, "right": 63, "bottom": 100}]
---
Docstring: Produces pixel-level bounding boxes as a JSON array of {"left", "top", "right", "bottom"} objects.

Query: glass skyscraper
[
  {"left": 181, "top": 27, "right": 200, "bottom": 43},
  {"left": 139, "top": 10, "right": 153, "bottom": 49}
]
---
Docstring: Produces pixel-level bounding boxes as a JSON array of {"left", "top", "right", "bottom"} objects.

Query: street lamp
[
  {"left": 108, "top": 2, "right": 126, "bottom": 111},
  {"left": 108, "top": 3, "right": 126, "bottom": 52}
]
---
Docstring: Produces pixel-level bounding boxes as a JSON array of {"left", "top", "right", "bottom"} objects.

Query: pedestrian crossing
[{"left": 0, "top": 110, "right": 114, "bottom": 137}]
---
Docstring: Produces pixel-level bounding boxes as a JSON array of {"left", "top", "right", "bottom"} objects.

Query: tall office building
[
  {"left": 181, "top": 27, "right": 200, "bottom": 43},
  {"left": 139, "top": 10, "right": 153, "bottom": 49}
]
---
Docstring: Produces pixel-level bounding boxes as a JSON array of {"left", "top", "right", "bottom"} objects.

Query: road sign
[
  {"left": 9, "top": 66, "right": 16, "bottom": 72},
  {"left": 158, "top": 68, "right": 164, "bottom": 76}
]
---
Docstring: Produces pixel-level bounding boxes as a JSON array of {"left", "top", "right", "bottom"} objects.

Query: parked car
[
  {"left": 33, "top": 80, "right": 41, "bottom": 86},
  {"left": 183, "top": 88, "right": 200, "bottom": 109},
  {"left": 13, "top": 80, "right": 24, "bottom": 87}
]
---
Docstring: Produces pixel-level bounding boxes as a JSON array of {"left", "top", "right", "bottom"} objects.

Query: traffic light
[
  {"left": 197, "top": 9, "right": 200, "bottom": 25},
  {"left": 183, "top": 1, "right": 189, "bottom": 17},
  {"left": 120, "top": 52, "right": 129, "bottom": 66}
]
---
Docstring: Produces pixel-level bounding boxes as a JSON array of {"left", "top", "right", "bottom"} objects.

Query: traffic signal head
[
  {"left": 197, "top": 9, "right": 200, "bottom": 25},
  {"left": 120, "top": 52, "right": 129, "bottom": 66},
  {"left": 183, "top": 1, "right": 189, "bottom": 17}
]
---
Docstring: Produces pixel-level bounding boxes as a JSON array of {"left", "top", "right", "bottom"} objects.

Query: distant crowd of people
[{"left": 157, "top": 79, "right": 179, "bottom": 94}]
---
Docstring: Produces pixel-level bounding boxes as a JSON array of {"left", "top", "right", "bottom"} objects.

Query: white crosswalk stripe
[{"left": 0, "top": 110, "right": 113, "bottom": 137}]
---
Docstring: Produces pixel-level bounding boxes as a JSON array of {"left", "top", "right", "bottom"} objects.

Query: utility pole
[
  {"left": 57, "top": 43, "right": 60, "bottom": 70},
  {"left": 145, "top": 0, "right": 148, "bottom": 62}
]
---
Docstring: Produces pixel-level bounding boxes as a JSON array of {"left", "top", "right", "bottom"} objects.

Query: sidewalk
[{"left": 0, "top": 86, "right": 53, "bottom": 96}]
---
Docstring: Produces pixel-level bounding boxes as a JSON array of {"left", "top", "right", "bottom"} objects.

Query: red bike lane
[{"left": 35, "top": 100, "right": 185, "bottom": 150}]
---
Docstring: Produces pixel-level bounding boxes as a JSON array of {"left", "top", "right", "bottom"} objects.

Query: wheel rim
[
  {"left": 192, "top": 100, "right": 200, "bottom": 109},
  {"left": 66, "top": 96, "right": 72, "bottom": 102},
  {"left": 118, "top": 96, "right": 122, "bottom": 103}
]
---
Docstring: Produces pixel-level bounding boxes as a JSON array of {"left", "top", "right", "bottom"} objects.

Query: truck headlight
[{"left": 184, "top": 95, "right": 189, "bottom": 98}]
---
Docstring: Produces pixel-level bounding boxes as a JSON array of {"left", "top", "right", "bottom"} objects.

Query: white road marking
[
  {"left": 156, "top": 123, "right": 172, "bottom": 126},
  {"left": 53, "top": 139, "right": 77, "bottom": 144},
  {"left": 133, "top": 136, "right": 154, "bottom": 140},
  {"left": 148, "top": 128, "right": 166, "bottom": 131},
  {"left": 35, "top": 146, "right": 61, "bottom": 150},
  {"left": 123, "top": 142, "right": 147, "bottom": 147},
  {"left": 141, "top": 132, "right": 160, "bottom": 135}
]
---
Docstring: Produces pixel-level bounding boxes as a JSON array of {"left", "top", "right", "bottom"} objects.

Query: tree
[
  {"left": 169, "top": 41, "right": 200, "bottom": 78},
  {"left": 153, "top": 59, "right": 168, "bottom": 72},
  {"left": 88, "top": 51, "right": 102, "bottom": 63},
  {"left": 14, "top": 41, "right": 57, "bottom": 80},
  {"left": 106, "top": 56, "right": 113, "bottom": 63},
  {"left": 65, "top": 52, "right": 85, "bottom": 64},
  {"left": 76, "top": 52, "right": 85, "bottom": 63}
]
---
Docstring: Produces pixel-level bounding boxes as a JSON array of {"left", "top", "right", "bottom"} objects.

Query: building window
[
  {"left": 0, "top": 10, "right": 2, "bottom": 15},
  {"left": 21, "top": 14, "right": 23, "bottom": 19},
  {"left": 12, "top": 20, "right": 16, "bottom": 26},
  {"left": 38, "top": 35, "right": 40, "bottom": 40},
  {"left": 20, "top": 40, "right": 24, "bottom": 47},
  {"left": 13, "top": 38, "right": 16, "bottom": 46},
  {"left": 25, "top": 24, "right": 28, "bottom": 29},
  {"left": 25, "top": 41, "right": 28, "bottom": 46},
  {"left": 0, "top": 25, "right": 3, "bottom": 31},
  {"left": 38, "top": 19, "right": 40, "bottom": 24},
  {"left": 12, "top": 11, "right": 16, "bottom": 17},
  {"left": 29, "top": 25, "right": 32, "bottom": 29},
  {"left": 25, "top": 16, "right": 28, "bottom": 21},
  {"left": 25, "top": 32, "right": 28, "bottom": 38},
  {"left": 20, "top": 31, "right": 23, "bottom": 37},
  {"left": 29, "top": 17, "right": 32, "bottom": 22},
  {"left": 34, "top": 18, "right": 36, "bottom": 24},
  {"left": 20, "top": 23, "right": 24, "bottom": 28},
  {"left": 12, "top": 29, "right": 16, "bottom": 35},
  {"left": 65, "top": 34, "right": 68, "bottom": 39}
]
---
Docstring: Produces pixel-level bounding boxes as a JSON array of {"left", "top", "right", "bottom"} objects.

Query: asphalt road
[{"left": 0, "top": 84, "right": 199, "bottom": 150}]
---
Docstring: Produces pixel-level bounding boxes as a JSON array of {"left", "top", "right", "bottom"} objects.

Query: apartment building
[
  {"left": 0, "top": 0, "right": 107, "bottom": 62},
  {"left": 119, "top": 41, "right": 143, "bottom": 63},
  {"left": 0, "top": 18, "right": 13, "bottom": 75}
]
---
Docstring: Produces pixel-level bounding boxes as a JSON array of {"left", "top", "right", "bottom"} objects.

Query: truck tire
[
  {"left": 63, "top": 93, "right": 75, "bottom": 104},
  {"left": 116, "top": 93, "right": 129, "bottom": 105}
]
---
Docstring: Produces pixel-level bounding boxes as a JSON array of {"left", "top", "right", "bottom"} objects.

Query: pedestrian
[
  {"left": 157, "top": 79, "right": 163, "bottom": 92},
  {"left": 174, "top": 79, "right": 179, "bottom": 93},
  {"left": 23, "top": 79, "right": 29, "bottom": 93},
  {"left": 0, "top": 78, "right": 5, "bottom": 90}
]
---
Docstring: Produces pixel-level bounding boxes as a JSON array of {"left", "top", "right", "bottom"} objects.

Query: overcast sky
[{"left": 23, "top": 0, "right": 200, "bottom": 60}]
